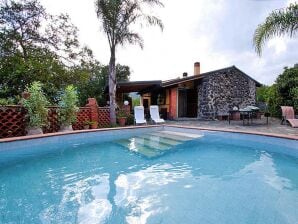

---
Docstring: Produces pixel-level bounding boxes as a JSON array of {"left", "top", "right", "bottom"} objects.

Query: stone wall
[{"left": 198, "top": 67, "right": 256, "bottom": 118}]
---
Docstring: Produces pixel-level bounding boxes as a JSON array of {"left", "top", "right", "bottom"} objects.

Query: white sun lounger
[
  {"left": 134, "top": 106, "right": 147, "bottom": 125},
  {"left": 150, "top": 105, "right": 165, "bottom": 124}
]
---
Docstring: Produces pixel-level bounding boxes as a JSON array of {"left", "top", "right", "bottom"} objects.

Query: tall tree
[
  {"left": 253, "top": 3, "right": 298, "bottom": 56},
  {"left": 276, "top": 64, "right": 298, "bottom": 110},
  {"left": 77, "top": 63, "right": 131, "bottom": 106},
  {"left": 95, "top": 0, "right": 164, "bottom": 124},
  {"left": 0, "top": 0, "right": 96, "bottom": 103}
]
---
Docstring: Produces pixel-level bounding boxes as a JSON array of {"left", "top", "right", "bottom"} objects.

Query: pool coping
[
  {"left": 164, "top": 125, "right": 298, "bottom": 141},
  {"left": 0, "top": 125, "right": 163, "bottom": 143},
  {"left": 0, "top": 124, "right": 297, "bottom": 143}
]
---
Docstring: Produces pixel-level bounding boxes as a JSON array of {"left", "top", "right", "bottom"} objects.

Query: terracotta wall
[
  {"left": 0, "top": 101, "right": 110, "bottom": 139},
  {"left": 169, "top": 88, "right": 177, "bottom": 119}
]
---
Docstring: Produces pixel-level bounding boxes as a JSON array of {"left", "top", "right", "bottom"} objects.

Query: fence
[{"left": 0, "top": 102, "right": 110, "bottom": 139}]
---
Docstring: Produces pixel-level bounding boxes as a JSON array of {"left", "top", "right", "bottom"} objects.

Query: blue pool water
[{"left": 0, "top": 127, "right": 297, "bottom": 224}]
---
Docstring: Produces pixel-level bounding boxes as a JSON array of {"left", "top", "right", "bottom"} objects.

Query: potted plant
[
  {"left": 58, "top": 85, "right": 79, "bottom": 132},
  {"left": 90, "top": 121, "right": 98, "bottom": 129},
  {"left": 83, "top": 121, "right": 91, "bottom": 130},
  {"left": 22, "top": 82, "right": 49, "bottom": 135},
  {"left": 117, "top": 108, "right": 127, "bottom": 126},
  {"left": 83, "top": 120, "right": 98, "bottom": 129}
]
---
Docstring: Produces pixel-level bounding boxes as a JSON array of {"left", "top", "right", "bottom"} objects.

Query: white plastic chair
[
  {"left": 134, "top": 106, "right": 147, "bottom": 125},
  {"left": 150, "top": 105, "right": 165, "bottom": 124}
]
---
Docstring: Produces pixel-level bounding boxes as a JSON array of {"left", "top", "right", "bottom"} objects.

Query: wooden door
[{"left": 178, "top": 89, "right": 187, "bottom": 117}]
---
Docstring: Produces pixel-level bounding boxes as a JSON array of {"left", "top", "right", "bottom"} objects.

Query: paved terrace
[{"left": 166, "top": 117, "right": 298, "bottom": 138}]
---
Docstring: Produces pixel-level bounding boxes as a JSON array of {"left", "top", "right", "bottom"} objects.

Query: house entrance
[{"left": 178, "top": 89, "right": 198, "bottom": 118}]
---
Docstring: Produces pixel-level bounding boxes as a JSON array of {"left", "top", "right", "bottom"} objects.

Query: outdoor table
[
  {"left": 229, "top": 106, "right": 260, "bottom": 125},
  {"left": 239, "top": 109, "right": 253, "bottom": 125},
  {"left": 240, "top": 106, "right": 260, "bottom": 126},
  {"left": 228, "top": 110, "right": 240, "bottom": 124}
]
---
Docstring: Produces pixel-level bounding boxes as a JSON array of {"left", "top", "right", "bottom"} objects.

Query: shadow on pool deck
[{"left": 166, "top": 117, "right": 298, "bottom": 137}]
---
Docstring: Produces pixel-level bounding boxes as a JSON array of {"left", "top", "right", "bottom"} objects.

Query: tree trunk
[{"left": 109, "top": 46, "right": 117, "bottom": 124}]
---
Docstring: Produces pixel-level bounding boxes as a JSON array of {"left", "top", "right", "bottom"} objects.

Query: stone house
[{"left": 116, "top": 62, "right": 261, "bottom": 120}]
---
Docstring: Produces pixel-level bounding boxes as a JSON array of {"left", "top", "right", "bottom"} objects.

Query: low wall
[{"left": 0, "top": 105, "right": 110, "bottom": 138}]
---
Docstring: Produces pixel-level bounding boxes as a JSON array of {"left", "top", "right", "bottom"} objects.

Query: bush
[
  {"left": 276, "top": 66, "right": 298, "bottom": 111},
  {"left": 256, "top": 64, "right": 298, "bottom": 117},
  {"left": 290, "top": 87, "right": 298, "bottom": 109},
  {"left": 22, "top": 82, "right": 49, "bottom": 128},
  {"left": 126, "top": 114, "right": 135, "bottom": 125},
  {"left": 266, "top": 84, "right": 282, "bottom": 117},
  {"left": 0, "top": 98, "right": 15, "bottom": 106},
  {"left": 58, "top": 85, "right": 79, "bottom": 125}
]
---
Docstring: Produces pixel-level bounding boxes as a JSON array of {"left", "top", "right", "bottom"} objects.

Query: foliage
[
  {"left": 0, "top": 0, "right": 95, "bottom": 102},
  {"left": 58, "top": 85, "right": 79, "bottom": 125},
  {"left": 84, "top": 120, "right": 96, "bottom": 125},
  {"left": 77, "top": 63, "right": 130, "bottom": 106},
  {"left": 0, "top": 0, "right": 86, "bottom": 63},
  {"left": 256, "top": 86, "right": 268, "bottom": 102},
  {"left": 22, "top": 81, "right": 49, "bottom": 128},
  {"left": 256, "top": 64, "right": 298, "bottom": 117},
  {"left": 132, "top": 97, "right": 140, "bottom": 107},
  {"left": 0, "top": 97, "right": 15, "bottom": 105},
  {"left": 265, "top": 84, "right": 282, "bottom": 117},
  {"left": 95, "top": 0, "right": 164, "bottom": 124},
  {"left": 275, "top": 65, "right": 298, "bottom": 110},
  {"left": 116, "top": 106, "right": 129, "bottom": 118},
  {"left": 126, "top": 114, "right": 135, "bottom": 125},
  {"left": 253, "top": 3, "right": 298, "bottom": 55},
  {"left": 290, "top": 87, "right": 298, "bottom": 109}
]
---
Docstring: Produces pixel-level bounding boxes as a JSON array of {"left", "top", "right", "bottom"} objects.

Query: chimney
[
  {"left": 194, "top": 62, "right": 200, "bottom": 76},
  {"left": 183, "top": 72, "right": 188, "bottom": 77}
]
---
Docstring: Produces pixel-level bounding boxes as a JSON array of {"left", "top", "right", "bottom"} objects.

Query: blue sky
[{"left": 40, "top": 0, "right": 298, "bottom": 85}]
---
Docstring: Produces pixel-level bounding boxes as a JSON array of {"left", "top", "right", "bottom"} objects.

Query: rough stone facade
[{"left": 198, "top": 67, "right": 256, "bottom": 118}]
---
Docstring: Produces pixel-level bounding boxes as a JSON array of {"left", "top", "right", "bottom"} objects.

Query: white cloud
[
  {"left": 267, "top": 37, "right": 287, "bottom": 55},
  {"left": 39, "top": 0, "right": 298, "bottom": 85}
]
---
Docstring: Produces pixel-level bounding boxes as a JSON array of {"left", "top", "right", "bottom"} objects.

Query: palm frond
[
  {"left": 120, "top": 32, "right": 144, "bottom": 48},
  {"left": 141, "top": 0, "right": 164, "bottom": 8},
  {"left": 253, "top": 3, "right": 298, "bottom": 56},
  {"left": 96, "top": 0, "right": 163, "bottom": 49},
  {"left": 143, "top": 15, "right": 164, "bottom": 30}
]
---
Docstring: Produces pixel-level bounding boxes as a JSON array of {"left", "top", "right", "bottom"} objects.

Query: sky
[{"left": 40, "top": 0, "right": 298, "bottom": 85}]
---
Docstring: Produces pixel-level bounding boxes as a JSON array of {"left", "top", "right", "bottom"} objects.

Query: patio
[{"left": 166, "top": 117, "right": 298, "bottom": 138}]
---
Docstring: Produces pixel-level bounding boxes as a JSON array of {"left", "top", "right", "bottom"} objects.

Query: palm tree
[
  {"left": 95, "top": 0, "right": 164, "bottom": 124},
  {"left": 253, "top": 3, "right": 298, "bottom": 56}
]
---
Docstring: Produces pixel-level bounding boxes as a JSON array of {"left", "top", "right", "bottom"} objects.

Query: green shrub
[
  {"left": 132, "top": 98, "right": 140, "bottom": 107},
  {"left": 276, "top": 66, "right": 298, "bottom": 111},
  {"left": 126, "top": 114, "right": 135, "bottom": 125},
  {"left": 0, "top": 98, "right": 15, "bottom": 106},
  {"left": 290, "top": 87, "right": 298, "bottom": 109},
  {"left": 266, "top": 84, "right": 282, "bottom": 117},
  {"left": 58, "top": 85, "right": 79, "bottom": 125},
  {"left": 22, "top": 82, "right": 49, "bottom": 128}
]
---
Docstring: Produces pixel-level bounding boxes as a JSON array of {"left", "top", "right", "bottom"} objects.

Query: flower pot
[
  {"left": 59, "top": 124, "right": 73, "bottom": 132},
  {"left": 83, "top": 125, "right": 90, "bottom": 130},
  {"left": 26, "top": 127, "right": 43, "bottom": 135},
  {"left": 90, "top": 122, "right": 98, "bottom": 129},
  {"left": 118, "top": 117, "right": 126, "bottom": 126}
]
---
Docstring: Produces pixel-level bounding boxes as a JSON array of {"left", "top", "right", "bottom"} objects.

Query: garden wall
[{"left": 0, "top": 103, "right": 110, "bottom": 139}]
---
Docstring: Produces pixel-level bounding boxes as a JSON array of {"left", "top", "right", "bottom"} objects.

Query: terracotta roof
[
  {"left": 116, "top": 80, "right": 162, "bottom": 93},
  {"left": 115, "top": 66, "right": 262, "bottom": 93},
  {"left": 162, "top": 66, "right": 262, "bottom": 87}
]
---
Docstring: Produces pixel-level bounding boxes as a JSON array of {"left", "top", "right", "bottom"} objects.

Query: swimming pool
[{"left": 0, "top": 126, "right": 297, "bottom": 224}]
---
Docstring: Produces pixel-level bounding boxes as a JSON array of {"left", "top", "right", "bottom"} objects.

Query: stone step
[
  {"left": 150, "top": 132, "right": 194, "bottom": 141},
  {"left": 133, "top": 136, "right": 172, "bottom": 151},
  {"left": 116, "top": 139, "right": 162, "bottom": 158},
  {"left": 140, "top": 135, "right": 183, "bottom": 147},
  {"left": 158, "top": 130, "right": 203, "bottom": 139}
]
